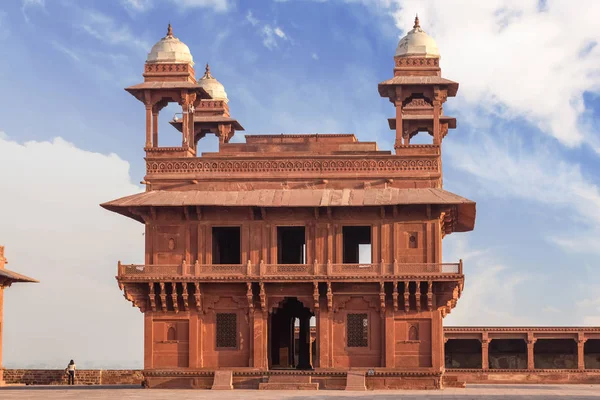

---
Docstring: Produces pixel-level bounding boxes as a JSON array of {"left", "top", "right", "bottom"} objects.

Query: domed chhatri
[
  {"left": 147, "top": 23, "right": 194, "bottom": 65},
  {"left": 197, "top": 64, "right": 228, "bottom": 102},
  {"left": 395, "top": 15, "right": 440, "bottom": 58}
]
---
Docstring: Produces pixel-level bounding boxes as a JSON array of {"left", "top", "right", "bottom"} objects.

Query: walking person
[{"left": 65, "top": 360, "right": 76, "bottom": 385}]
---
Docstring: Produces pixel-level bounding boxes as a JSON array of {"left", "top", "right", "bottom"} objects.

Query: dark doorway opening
[
  {"left": 342, "top": 226, "right": 371, "bottom": 263},
  {"left": 489, "top": 339, "right": 527, "bottom": 369},
  {"left": 585, "top": 339, "right": 600, "bottom": 369},
  {"left": 534, "top": 339, "right": 577, "bottom": 369},
  {"left": 212, "top": 227, "right": 241, "bottom": 264},
  {"left": 444, "top": 339, "right": 482, "bottom": 368},
  {"left": 269, "top": 297, "right": 314, "bottom": 370},
  {"left": 277, "top": 226, "right": 305, "bottom": 264}
]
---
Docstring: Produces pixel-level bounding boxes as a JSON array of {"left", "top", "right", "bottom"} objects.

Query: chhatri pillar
[{"left": 0, "top": 246, "right": 38, "bottom": 385}]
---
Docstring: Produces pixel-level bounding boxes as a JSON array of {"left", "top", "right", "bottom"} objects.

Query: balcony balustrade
[{"left": 117, "top": 260, "right": 462, "bottom": 278}]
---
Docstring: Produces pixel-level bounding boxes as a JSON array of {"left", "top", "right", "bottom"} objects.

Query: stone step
[{"left": 258, "top": 374, "right": 318, "bottom": 390}]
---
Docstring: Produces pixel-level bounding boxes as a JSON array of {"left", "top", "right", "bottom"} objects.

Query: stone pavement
[{"left": 0, "top": 384, "right": 599, "bottom": 399}]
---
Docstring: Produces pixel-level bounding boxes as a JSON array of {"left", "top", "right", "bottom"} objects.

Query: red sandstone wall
[
  {"left": 3, "top": 369, "right": 143, "bottom": 386},
  {"left": 445, "top": 370, "right": 600, "bottom": 385}
]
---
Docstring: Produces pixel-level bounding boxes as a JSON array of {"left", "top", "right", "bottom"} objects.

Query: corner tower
[{"left": 378, "top": 16, "right": 457, "bottom": 166}]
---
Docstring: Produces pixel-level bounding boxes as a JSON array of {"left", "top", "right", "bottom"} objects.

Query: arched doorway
[{"left": 269, "top": 297, "right": 314, "bottom": 370}]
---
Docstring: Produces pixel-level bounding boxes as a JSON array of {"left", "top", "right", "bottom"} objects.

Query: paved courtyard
[{"left": 1, "top": 384, "right": 600, "bottom": 399}]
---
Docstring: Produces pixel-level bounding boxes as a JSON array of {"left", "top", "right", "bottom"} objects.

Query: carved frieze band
[
  {"left": 147, "top": 157, "right": 439, "bottom": 175},
  {"left": 394, "top": 57, "right": 439, "bottom": 68},
  {"left": 144, "top": 63, "right": 193, "bottom": 73}
]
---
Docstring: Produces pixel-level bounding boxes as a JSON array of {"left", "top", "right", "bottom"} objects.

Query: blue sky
[{"left": 1, "top": 0, "right": 600, "bottom": 368}]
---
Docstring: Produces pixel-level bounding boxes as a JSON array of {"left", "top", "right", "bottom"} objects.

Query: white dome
[
  {"left": 147, "top": 24, "right": 194, "bottom": 65},
  {"left": 395, "top": 16, "right": 440, "bottom": 58},
  {"left": 198, "top": 64, "right": 228, "bottom": 102}
]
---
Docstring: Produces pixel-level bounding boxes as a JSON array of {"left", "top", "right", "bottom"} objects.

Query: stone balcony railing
[{"left": 117, "top": 260, "right": 462, "bottom": 278}]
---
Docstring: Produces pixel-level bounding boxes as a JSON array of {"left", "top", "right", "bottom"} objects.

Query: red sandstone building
[
  {"left": 101, "top": 20, "right": 600, "bottom": 389},
  {"left": 0, "top": 246, "right": 37, "bottom": 385}
]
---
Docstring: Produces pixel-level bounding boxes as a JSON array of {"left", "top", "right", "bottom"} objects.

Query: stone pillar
[
  {"left": 526, "top": 338, "right": 536, "bottom": 370},
  {"left": 144, "top": 312, "right": 154, "bottom": 369},
  {"left": 252, "top": 310, "right": 266, "bottom": 369},
  {"left": 152, "top": 107, "right": 159, "bottom": 147},
  {"left": 394, "top": 99, "right": 403, "bottom": 149},
  {"left": 577, "top": 338, "right": 587, "bottom": 370},
  {"left": 188, "top": 312, "right": 199, "bottom": 368},
  {"left": 145, "top": 104, "right": 152, "bottom": 148},
  {"left": 481, "top": 335, "right": 490, "bottom": 370},
  {"left": 385, "top": 307, "right": 395, "bottom": 368},
  {"left": 298, "top": 314, "right": 311, "bottom": 369},
  {"left": 318, "top": 305, "right": 330, "bottom": 368}
]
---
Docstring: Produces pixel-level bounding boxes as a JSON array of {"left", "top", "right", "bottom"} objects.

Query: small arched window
[
  {"left": 408, "top": 324, "right": 419, "bottom": 341},
  {"left": 167, "top": 326, "right": 177, "bottom": 341},
  {"left": 408, "top": 232, "right": 418, "bottom": 249}
]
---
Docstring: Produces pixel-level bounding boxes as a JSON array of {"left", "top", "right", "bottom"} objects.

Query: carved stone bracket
[
  {"left": 171, "top": 282, "right": 179, "bottom": 314},
  {"left": 392, "top": 281, "right": 399, "bottom": 312},
  {"left": 259, "top": 282, "right": 267, "bottom": 312},
  {"left": 403, "top": 281, "right": 410, "bottom": 312},
  {"left": 427, "top": 280, "right": 433, "bottom": 311},
  {"left": 313, "top": 281, "right": 320, "bottom": 311},
  {"left": 415, "top": 281, "right": 421, "bottom": 312},
  {"left": 379, "top": 282, "right": 386, "bottom": 316},
  {"left": 182, "top": 283, "right": 189, "bottom": 311},
  {"left": 148, "top": 282, "right": 157, "bottom": 312},
  {"left": 326, "top": 282, "right": 333, "bottom": 311},
  {"left": 194, "top": 282, "right": 202, "bottom": 313},
  {"left": 246, "top": 282, "right": 254, "bottom": 310},
  {"left": 159, "top": 282, "right": 167, "bottom": 312},
  {"left": 123, "top": 283, "right": 148, "bottom": 313}
]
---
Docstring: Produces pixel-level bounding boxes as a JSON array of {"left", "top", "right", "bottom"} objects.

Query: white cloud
[
  {"left": 170, "top": 0, "right": 229, "bottom": 12},
  {"left": 583, "top": 316, "right": 600, "bottom": 326},
  {"left": 80, "top": 10, "right": 150, "bottom": 52},
  {"left": 246, "top": 9, "right": 290, "bottom": 50},
  {"left": 21, "top": 0, "right": 45, "bottom": 23},
  {"left": 383, "top": 0, "right": 600, "bottom": 150},
  {"left": 121, "top": 0, "right": 153, "bottom": 13},
  {"left": 443, "top": 236, "right": 533, "bottom": 326},
  {"left": 446, "top": 130, "right": 600, "bottom": 255},
  {"left": 274, "top": 27, "right": 287, "bottom": 39},
  {"left": 542, "top": 306, "right": 560, "bottom": 314},
  {"left": 0, "top": 136, "right": 144, "bottom": 368},
  {"left": 246, "top": 10, "right": 259, "bottom": 26},
  {"left": 50, "top": 40, "right": 81, "bottom": 62},
  {"left": 312, "top": 52, "right": 319, "bottom": 60},
  {"left": 262, "top": 25, "right": 289, "bottom": 50}
]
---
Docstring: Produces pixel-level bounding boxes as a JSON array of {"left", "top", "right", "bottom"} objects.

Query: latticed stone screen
[
  {"left": 347, "top": 313, "right": 368, "bottom": 347},
  {"left": 216, "top": 313, "right": 237, "bottom": 348}
]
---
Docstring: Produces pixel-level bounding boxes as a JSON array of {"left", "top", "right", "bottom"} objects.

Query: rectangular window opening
[
  {"left": 347, "top": 313, "right": 368, "bottom": 348},
  {"left": 212, "top": 227, "right": 241, "bottom": 264},
  {"left": 277, "top": 226, "right": 306, "bottom": 264},
  {"left": 342, "top": 226, "right": 372, "bottom": 264},
  {"left": 216, "top": 313, "right": 237, "bottom": 348}
]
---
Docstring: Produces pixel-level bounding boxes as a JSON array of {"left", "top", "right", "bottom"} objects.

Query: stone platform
[{"left": 1, "top": 384, "right": 600, "bottom": 399}]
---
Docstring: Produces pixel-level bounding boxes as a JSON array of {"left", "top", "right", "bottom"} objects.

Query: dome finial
[
  {"left": 202, "top": 63, "right": 214, "bottom": 79},
  {"left": 167, "top": 23, "right": 173, "bottom": 37},
  {"left": 414, "top": 14, "right": 420, "bottom": 29}
]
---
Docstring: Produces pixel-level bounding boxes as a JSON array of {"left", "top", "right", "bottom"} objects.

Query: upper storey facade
[
  {"left": 104, "top": 17, "right": 473, "bottom": 231},
  {"left": 102, "top": 19, "right": 474, "bottom": 289}
]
